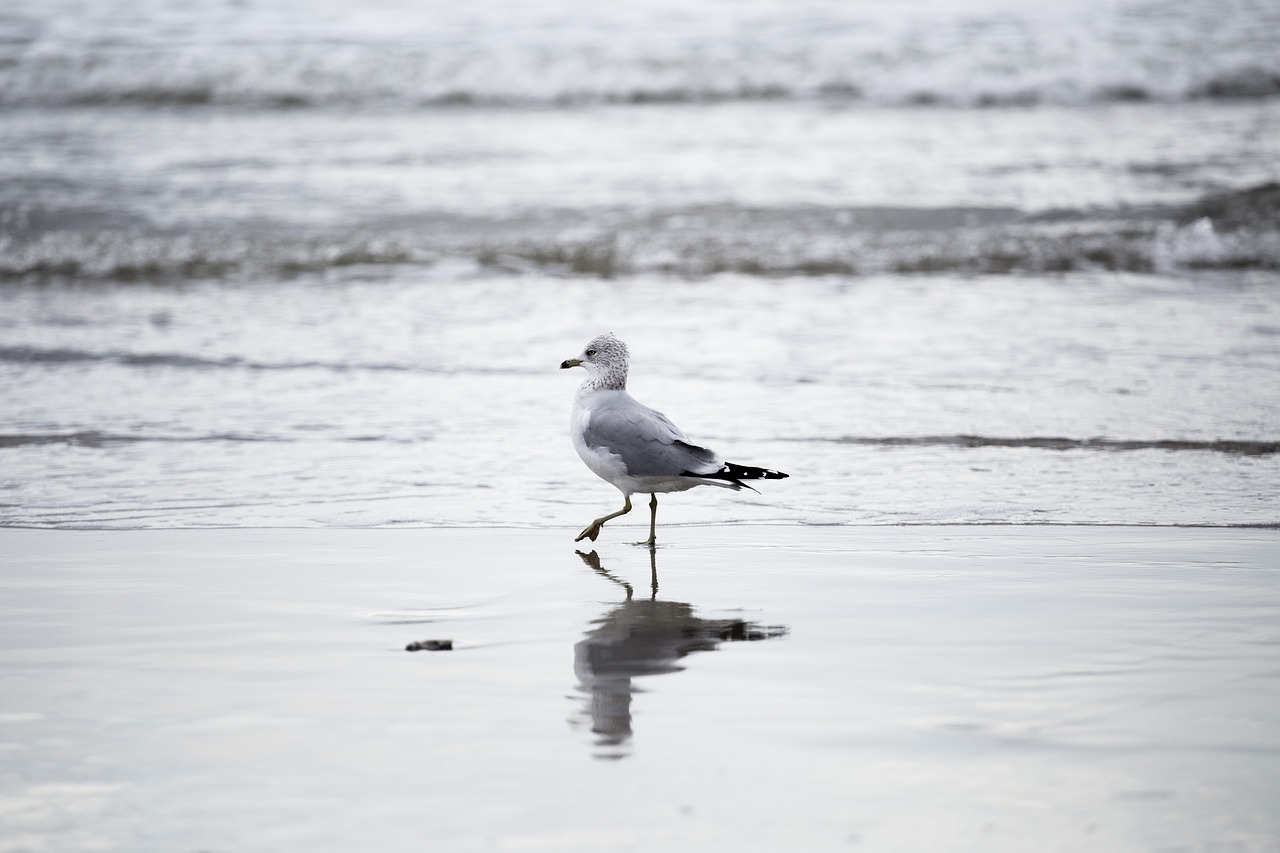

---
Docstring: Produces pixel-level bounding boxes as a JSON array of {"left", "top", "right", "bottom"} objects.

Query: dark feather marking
[{"left": 681, "top": 461, "right": 789, "bottom": 484}]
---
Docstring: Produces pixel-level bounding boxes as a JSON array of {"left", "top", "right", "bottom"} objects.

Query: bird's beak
[{"left": 560, "top": 357, "right": 582, "bottom": 369}]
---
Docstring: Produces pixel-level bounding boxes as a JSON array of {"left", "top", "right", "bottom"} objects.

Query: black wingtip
[{"left": 683, "top": 462, "right": 789, "bottom": 483}]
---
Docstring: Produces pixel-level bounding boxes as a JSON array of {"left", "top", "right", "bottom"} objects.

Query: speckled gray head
[{"left": 560, "top": 333, "right": 630, "bottom": 390}]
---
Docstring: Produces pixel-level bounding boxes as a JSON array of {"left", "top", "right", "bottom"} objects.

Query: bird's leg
[
  {"left": 635, "top": 493, "right": 658, "bottom": 547},
  {"left": 575, "top": 495, "right": 633, "bottom": 542}
]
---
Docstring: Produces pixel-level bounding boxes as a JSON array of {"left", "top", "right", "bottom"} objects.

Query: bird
[{"left": 559, "top": 333, "right": 788, "bottom": 545}]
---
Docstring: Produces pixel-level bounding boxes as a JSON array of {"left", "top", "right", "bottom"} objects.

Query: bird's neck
[{"left": 581, "top": 365, "right": 627, "bottom": 392}]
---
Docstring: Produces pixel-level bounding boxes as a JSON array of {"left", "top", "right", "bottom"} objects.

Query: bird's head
[
  {"left": 560, "top": 333, "right": 627, "bottom": 371},
  {"left": 560, "top": 333, "right": 629, "bottom": 388}
]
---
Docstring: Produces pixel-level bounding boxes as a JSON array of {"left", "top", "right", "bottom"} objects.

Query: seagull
[{"left": 560, "top": 333, "right": 788, "bottom": 545}]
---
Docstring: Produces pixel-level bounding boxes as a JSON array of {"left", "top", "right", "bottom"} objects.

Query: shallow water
[
  {"left": 2, "top": 1, "right": 1278, "bottom": 531},
  {"left": 2, "top": 271, "right": 1278, "bottom": 528},
  {"left": 1, "top": 527, "right": 1277, "bottom": 852}
]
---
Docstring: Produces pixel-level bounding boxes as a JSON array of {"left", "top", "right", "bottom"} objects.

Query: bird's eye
[{"left": 585, "top": 349, "right": 597, "bottom": 357}]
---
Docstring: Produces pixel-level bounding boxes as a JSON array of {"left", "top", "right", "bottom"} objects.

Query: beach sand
[{"left": 2, "top": 525, "right": 1277, "bottom": 852}]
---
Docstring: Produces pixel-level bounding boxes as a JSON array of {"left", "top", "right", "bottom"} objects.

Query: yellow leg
[{"left": 575, "top": 495, "right": 632, "bottom": 542}]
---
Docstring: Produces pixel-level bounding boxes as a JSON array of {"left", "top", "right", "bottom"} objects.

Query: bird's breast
[{"left": 570, "top": 399, "right": 630, "bottom": 485}]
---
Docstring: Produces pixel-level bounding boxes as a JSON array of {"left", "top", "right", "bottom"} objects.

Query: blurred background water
[{"left": 1, "top": 0, "right": 1278, "bottom": 528}]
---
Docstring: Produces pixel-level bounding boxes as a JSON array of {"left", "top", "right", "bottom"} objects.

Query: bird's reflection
[{"left": 572, "top": 548, "right": 787, "bottom": 759}]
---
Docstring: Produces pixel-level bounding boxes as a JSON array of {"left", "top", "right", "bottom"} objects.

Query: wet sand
[{"left": 2, "top": 525, "right": 1278, "bottom": 852}]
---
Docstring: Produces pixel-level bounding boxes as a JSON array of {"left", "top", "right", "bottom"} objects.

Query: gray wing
[{"left": 583, "top": 395, "right": 720, "bottom": 477}]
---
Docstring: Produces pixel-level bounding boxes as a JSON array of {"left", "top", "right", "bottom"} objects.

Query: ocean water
[{"left": 1, "top": 0, "right": 1278, "bottom": 529}]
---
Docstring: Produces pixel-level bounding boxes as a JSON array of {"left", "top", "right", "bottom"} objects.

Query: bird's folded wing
[{"left": 583, "top": 402, "right": 720, "bottom": 477}]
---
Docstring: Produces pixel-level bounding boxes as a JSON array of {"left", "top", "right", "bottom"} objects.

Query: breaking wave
[
  {"left": 2, "top": 50, "right": 1277, "bottom": 110},
  {"left": 4, "top": 0, "right": 1279, "bottom": 112},
  {"left": 4, "top": 185, "right": 1279, "bottom": 281}
]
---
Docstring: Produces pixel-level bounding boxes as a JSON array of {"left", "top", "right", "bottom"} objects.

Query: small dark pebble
[{"left": 406, "top": 639, "right": 453, "bottom": 652}]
